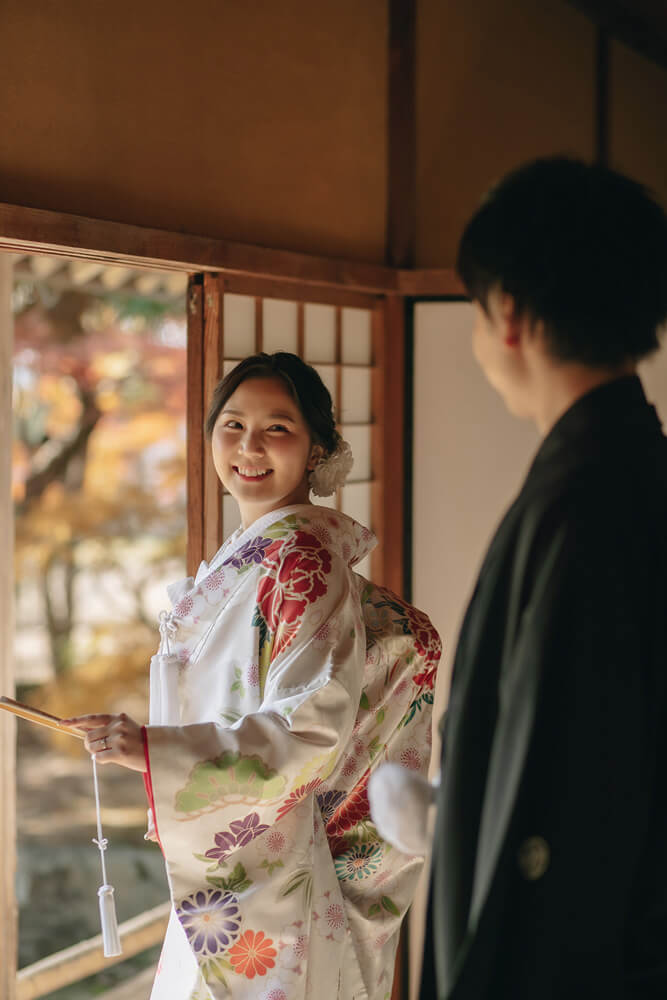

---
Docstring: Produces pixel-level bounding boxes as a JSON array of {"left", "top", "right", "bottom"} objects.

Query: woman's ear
[{"left": 308, "top": 444, "right": 324, "bottom": 471}]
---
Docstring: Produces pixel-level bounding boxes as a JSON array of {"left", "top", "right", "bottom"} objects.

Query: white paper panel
[
  {"left": 223, "top": 294, "right": 255, "bottom": 358},
  {"left": 223, "top": 359, "right": 240, "bottom": 377},
  {"left": 304, "top": 304, "right": 336, "bottom": 362},
  {"left": 340, "top": 481, "right": 371, "bottom": 527},
  {"left": 342, "top": 308, "right": 372, "bottom": 365},
  {"left": 354, "top": 553, "right": 372, "bottom": 580},
  {"left": 340, "top": 367, "right": 371, "bottom": 423},
  {"left": 262, "top": 299, "right": 298, "bottom": 354},
  {"left": 223, "top": 493, "right": 242, "bottom": 539},
  {"left": 340, "top": 482, "right": 372, "bottom": 579},
  {"left": 341, "top": 424, "right": 371, "bottom": 481},
  {"left": 314, "top": 365, "right": 337, "bottom": 408}
]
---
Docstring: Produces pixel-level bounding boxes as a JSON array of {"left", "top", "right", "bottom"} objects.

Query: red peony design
[
  {"left": 325, "top": 768, "right": 371, "bottom": 843},
  {"left": 407, "top": 606, "right": 441, "bottom": 667},
  {"left": 256, "top": 532, "right": 332, "bottom": 656},
  {"left": 229, "top": 929, "right": 277, "bottom": 979}
]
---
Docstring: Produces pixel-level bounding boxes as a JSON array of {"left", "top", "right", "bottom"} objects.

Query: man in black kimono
[{"left": 420, "top": 158, "right": 667, "bottom": 999}]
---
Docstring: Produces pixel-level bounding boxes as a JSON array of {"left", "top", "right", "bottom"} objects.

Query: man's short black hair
[{"left": 457, "top": 157, "right": 667, "bottom": 366}]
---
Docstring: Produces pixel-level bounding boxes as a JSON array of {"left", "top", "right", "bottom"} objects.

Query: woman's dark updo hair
[{"left": 205, "top": 352, "right": 340, "bottom": 455}]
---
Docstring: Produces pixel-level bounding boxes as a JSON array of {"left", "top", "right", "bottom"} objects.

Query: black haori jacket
[{"left": 421, "top": 375, "right": 667, "bottom": 999}]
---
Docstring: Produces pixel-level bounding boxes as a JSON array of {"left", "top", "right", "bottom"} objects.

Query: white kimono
[{"left": 145, "top": 505, "right": 440, "bottom": 1000}]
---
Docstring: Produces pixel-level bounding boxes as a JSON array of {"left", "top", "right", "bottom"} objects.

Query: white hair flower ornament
[{"left": 309, "top": 439, "right": 354, "bottom": 497}]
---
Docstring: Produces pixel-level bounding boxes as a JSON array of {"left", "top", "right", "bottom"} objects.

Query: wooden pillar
[
  {"left": 186, "top": 275, "right": 205, "bottom": 577},
  {"left": 387, "top": 0, "right": 416, "bottom": 269},
  {"left": 0, "top": 252, "right": 17, "bottom": 999}
]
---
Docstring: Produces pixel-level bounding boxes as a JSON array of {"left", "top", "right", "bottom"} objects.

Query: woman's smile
[{"left": 233, "top": 466, "right": 273, "bottom": 481}]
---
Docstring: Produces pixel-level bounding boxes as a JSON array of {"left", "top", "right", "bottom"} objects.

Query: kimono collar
[
  {"left": 166, "top": 504, "right": 377, "bottom": 608},
  {"left": 525, "top": 374, "right": 663, "bottom": 488}
]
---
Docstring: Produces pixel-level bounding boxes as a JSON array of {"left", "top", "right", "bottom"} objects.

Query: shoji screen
[{"left": 187, "top": 275, "right": 404, "bottom": 589}]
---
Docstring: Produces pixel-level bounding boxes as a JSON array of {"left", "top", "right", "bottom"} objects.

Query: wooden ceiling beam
[{"left": 0, "top": 203, "right": 398, "bottom": 296}]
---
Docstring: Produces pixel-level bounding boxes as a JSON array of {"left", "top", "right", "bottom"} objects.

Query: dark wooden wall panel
[
  {"left": 0, "top": 0, "right": 387, "bottom": 263},
  {"left": 416, "top": 0, "right": 596, "bottom": 267},
  {"left": 610, "top": 39, "right": 667, "bottom": 208}
]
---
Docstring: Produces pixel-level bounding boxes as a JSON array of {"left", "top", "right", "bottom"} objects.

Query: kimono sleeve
[{"left": 143, "top": 544, "right": 366, "bottom": 882}]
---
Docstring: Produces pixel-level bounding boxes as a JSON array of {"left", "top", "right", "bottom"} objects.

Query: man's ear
[{"left": 498, "top": 293, "right": 522, "bottom": 347}]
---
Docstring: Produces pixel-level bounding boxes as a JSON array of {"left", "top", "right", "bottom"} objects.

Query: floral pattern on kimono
[{"left": 145, "top": 505, "right": 441, "bottom": 1000}]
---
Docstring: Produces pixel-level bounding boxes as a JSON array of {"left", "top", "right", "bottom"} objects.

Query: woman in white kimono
[{"left": 66, "top": 352, "right": 441, "bottom": 1000}]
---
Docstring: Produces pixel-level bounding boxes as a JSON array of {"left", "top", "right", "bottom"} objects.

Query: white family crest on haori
[{"left": 145, "top": 504, "right": 441, "bottom": 999}]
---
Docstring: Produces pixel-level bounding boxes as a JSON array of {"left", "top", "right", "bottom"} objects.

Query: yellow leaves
[
  {"left": 90, "top": 351, "right": 138, "bottom": 380},
  {"left": 35, "top": 623, "right": 158, "bottom": 754},
  {"left": 12, "top": 440, "right": 29, "bottom": 502},
  {"left": 38, "top": 373, "right": 83, "bottom": 436},
  {"left": 96, "top": 388, "right": 122, "bottom": 412},
  {"left": 41, "top": 481, "right": 66, "bottom": 512}
]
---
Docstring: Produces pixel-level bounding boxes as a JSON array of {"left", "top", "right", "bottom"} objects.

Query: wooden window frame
[{"left": 187, "top": 273, "right": 405, "bottom": 593}]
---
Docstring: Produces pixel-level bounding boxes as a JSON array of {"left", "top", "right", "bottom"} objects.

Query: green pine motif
[
  {"left": 264, "top": 514, "right": 308, "bottom": 539},
  {"left": 174, "top": 751, "right": 286, "bottom": 817}
]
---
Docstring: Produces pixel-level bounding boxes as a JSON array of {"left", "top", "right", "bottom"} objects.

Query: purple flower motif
[
  {"left": 204, "top": 812, "right": 271, "bottom": 864},
  {"left": 229, "top": 811, "right": 271, "bottom": 847},
  {"left": 316, "top": 789, "right": 347, "bottom": 822},
  {"left": 225, "top": 536, "right": 273, "bottom": 569},
  {"left": 205, "top": 831, "right": 237, "bottom": 864},
  {"left": 176, "top": 888, "right": 241, "bottom": 955}
]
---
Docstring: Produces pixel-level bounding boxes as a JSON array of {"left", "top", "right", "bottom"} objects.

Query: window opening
[{"left": 11, "top": 254, "right": 187, "bottom": 998}]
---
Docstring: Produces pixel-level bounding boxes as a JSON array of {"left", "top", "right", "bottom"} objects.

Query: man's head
[{"left": 457, "top": 157, "right": 667, "bottom": 368}]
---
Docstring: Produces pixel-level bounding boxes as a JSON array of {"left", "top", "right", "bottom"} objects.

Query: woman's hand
[{"left": 62, "top": 712, "right": 147, "bottom": 772}]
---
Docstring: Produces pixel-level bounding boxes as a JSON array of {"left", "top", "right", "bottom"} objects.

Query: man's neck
[{"left": 530, "top": 360, "right": 636, "bottom": 436}]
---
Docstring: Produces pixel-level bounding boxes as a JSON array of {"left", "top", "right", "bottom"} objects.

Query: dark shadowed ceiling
[{"left": 567, "top": 0, "right": 667, "bottom": 68}]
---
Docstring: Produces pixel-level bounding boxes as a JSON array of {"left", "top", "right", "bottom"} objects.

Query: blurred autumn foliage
[{"left": 12, "top": 274, "right": 187, "bottom": 734}]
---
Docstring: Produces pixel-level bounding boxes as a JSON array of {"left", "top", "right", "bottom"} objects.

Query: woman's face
[{"left": 211, "top": 376, "right": 319, "bottom": 528}]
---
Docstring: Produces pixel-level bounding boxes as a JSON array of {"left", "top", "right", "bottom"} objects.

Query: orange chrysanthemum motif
[{"left": 228, "top": 929, "right": 277, "bottom": 979}]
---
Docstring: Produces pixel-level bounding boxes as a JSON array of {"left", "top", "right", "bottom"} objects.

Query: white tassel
[
  {"left": 91, "top": 754, "right": 122, "bottom": 957},
  {"left": 98, "top": 884, "right": 122, "bottom": 957}
]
